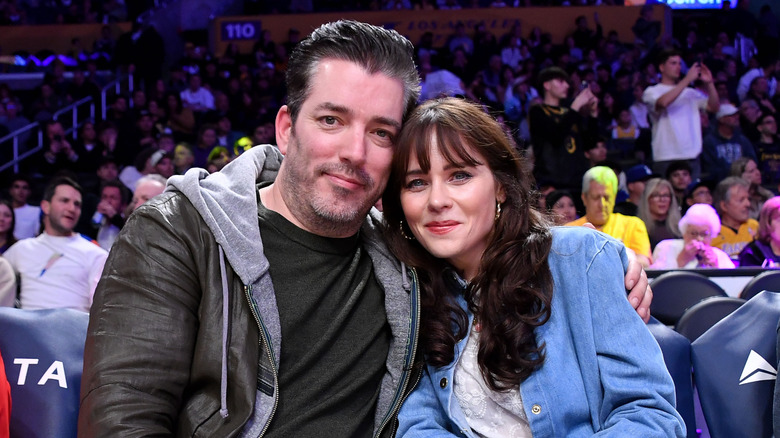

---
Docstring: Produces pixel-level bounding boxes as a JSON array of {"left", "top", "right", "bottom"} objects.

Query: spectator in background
[
  {"left": 545, "top": 189, "right": 577, "bottom": 225},
  {"left": 0, "top": 199, "right": 17, "bottom": 254},
  {"left": 711, "top": 176, "right": 758, "bottom": 260},
  {"left": 193, "top": 124, "right": 218, "bottom": 168},
  {"left": 164, "top": 92, "right": 196, "bottom": 142},
  {"left": 93, "top": 180, "right": 128, "bottom": 251},
  {"left": 651, "top": 203, "right": 734, "bottom": 269},
  {"left": 8, "top": 174, "right": 41, "bottom": 239},
  {"left": 583, "top": 137, "right": 608, "bottom": 168},
  {"left": 643, "top": 49, "right": 719, "bottom": 179},
  {"left": 150, "top": 150, "right": 175, "bottom": 179},
  {"left": 4, "top": 177, "right": 108, "bottom": 312},
  {"left": 638, "top": 178, "right": 682, "bottom": 250},
  {"left": 126, "top": 174, "right": 166, "bottom": 216},
  {"left": 615, "top": 164, "right": 654, "bottom": 217},
  {"left": 0, "top": 101, "right": 31, "bottom": 148},
  {"left": 632, "top": 5, "right": 661, "bottom": 50},
  {"left": 119, "top": 147, "right": 161, "bottom": 190},
  {"left": 754, "top": 113, "right": 780, "bottom": 187},
  {"left": 447, "top": 21, "right": 473, "bottom": 55},
  {"left": 173, "top": 143, "right": 195, "bottom": 175},
  {"left": 702, "top": 103, "right": 758, "bottom": 182},
  {"left": 739, "top": 196, "right": 780, "bottom": 267},
  {"left": 683, "top": 179, "right": 714, "bottom": 213},
  {"left": 180, "top": 73, "right": 215, "bottom": 113},
  {"left": 73, "top": 120, "right": 104, "bottom": 174},
  {"left": 0, "top": 256, "right": 15, "bottom": 307},
  {"left": 567, "top": 166, "right": 652, "bottom": 267},
  {"left": 666, "top": 160, "right": 693, "bottom": 208},
  {"left": 739, "top": 99, "right": 763, "bottom": 144},
  {"left": 529, "top": 67, "right": 598, "bottom": 194},
  {"left": 736, "top": 54, "right": 777, "bottom": 103},
  {"left": 38, "top": 120, "right": 78, "bottom": 177},
  {"left": 730, "top": 157, "right": 773, "bottom": 220}
]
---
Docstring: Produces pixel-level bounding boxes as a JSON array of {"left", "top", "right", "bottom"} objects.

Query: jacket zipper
[
  {"left": 243, "top": 284, "right": 279, "bottom": 438},
  {"left": 374, "top": 268, "right": 421, "bottom": 437}
]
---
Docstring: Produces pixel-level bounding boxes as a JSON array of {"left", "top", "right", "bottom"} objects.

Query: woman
[
  {"left": 545, "top": 189, "right": 577, "bottom": 225},
  {"left": 383, "top": 98, "right": 684, "bottom": 437},
  {"left": 164, "top": 92, "right": 196, "bottom": 142},
  {"left": 0, "top": 200, "right": 17, "bottom": 254},
  {"left": 739, "top": 196, "right": 780, "bottom": 267},
  {"left": 730, "top": 157, "right": 773, "bottom": 220},
  {"left": 638, "top": 178, "right": 681, "bottom": 250},
  {"left": 651, "top": 203, "right": 734, "bottom": 269}
]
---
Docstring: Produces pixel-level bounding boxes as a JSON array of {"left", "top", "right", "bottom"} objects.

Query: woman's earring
[
  {"left": 400, "top": 220, "right": 415, "bottom": 240},
  {"left": 495, "top": 202, "right": 502, "bottom": 221}
]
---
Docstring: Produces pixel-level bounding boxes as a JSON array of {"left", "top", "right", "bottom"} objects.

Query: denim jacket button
[
  {"left": 531, "top": 404, "right": 542, "bottom": 415},
  {"left": 440, "top": 377, "right": 448, "bottom": 388}
]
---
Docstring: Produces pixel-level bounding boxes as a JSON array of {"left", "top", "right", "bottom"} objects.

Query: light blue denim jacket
[{"left": 397, "top": 226, "right": 686, "bottom": 437}]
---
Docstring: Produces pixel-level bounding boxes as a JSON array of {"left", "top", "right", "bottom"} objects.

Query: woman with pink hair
[{"left": 738, "top": 196, "right": 780, "bottom": 267}]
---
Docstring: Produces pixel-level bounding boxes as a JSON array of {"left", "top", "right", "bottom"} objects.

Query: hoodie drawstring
[{"left": 218, "top": 246, "right": 230, "bottom": 418}]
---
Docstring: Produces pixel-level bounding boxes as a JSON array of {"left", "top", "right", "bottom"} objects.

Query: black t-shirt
[{"left": 258, "top": 198, "right": 391, "bottom": 437}]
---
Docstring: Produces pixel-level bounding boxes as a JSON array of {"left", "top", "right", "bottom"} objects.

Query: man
[
  {"left": 126, "top": 174, "right": 166, "bottom": 215},
  {"left": 643, "top": 48, "right": 720, "bottom": 178},
  {"left": 529, "top": 66, "right": 599, "bottom": 194},
  {"left": 702, "top": 103, "right": 758, "bottom": 182},
  {"left": 93, "top": 180, "right": 127, "bottom": 251},
  {"left": 7, "top": 174, "right": 41, "bottom": 239},
  {"left": 665, "top": 160, "right": 693, "bottom": 208},
  {"left": 38, "top": 120, "right": 79, "bottom": 177},
  {"left": 180, "top": 73, "right": 215, "bottom": 113},
  {"left": 173, "top": 142, "right": 195, "bottom": 175},
  {"left": 739, "top": 98, "right": 763, "bottom": 143},
  {"left": 754, "top": 113, "right": 780, "bottom": 187},
  {"left": 711, "top": 176, "right": 758, "bottom": 261},
  {"left": 79, "top": 21, "right": 652, "bottom": 437},
  {"left": 615, "top": 163, "right": 653, "bottom": 217},
  {"left": 3, "top": 177, "right": 108, "bottom": 312},
  {"left": 736, "top": 54, "right": 777, "bottom": 103},
  {"left": 683, "top": 179, "right": 714, "bottom": 213},
  {"left": 567, "top": 166, "right": 652, "bottom": 267}
]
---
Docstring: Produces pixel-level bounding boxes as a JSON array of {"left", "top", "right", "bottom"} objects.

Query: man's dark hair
[
  {"left": 536, "top": 66, "right": 570, "bottom": 90},
  {"left": 285, "top": 20, "right": 420, "bottom": 125},
  {"left": 656, "top": 48, "right": 681, "bottom": 68},
  {"left": 43, "top": 176, "right": 82, "bottom": 202},
  {"left": 100, "top": 180, "right": 130, "bottom": 205},
  {"left": 665, "top": 160, "right": 692, "bottom": 179},
  {"left": 757, "top": 112, "right": 776, "bottom": 126},
  {"left": 9, "top": 173, "right": 32, "bottom": 187}
]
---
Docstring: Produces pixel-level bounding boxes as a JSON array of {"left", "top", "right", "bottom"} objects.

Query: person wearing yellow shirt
[
  {"left": 567, "top": 166, "right": 652, "bottom": 267},
  {"left": 711, "top": 176, "right": 759, "bottom": 262}
]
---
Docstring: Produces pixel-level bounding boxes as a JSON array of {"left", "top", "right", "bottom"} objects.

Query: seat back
[
  {"left": 650, "top": 271, "right": 728, "bottom": 326},
  {"left": 646, "top": 317, "right": 697, "bottom": 438},
  {"left": 0, "top": 308, "right": 89, "bottom": 438},
  {"left": 740, "top": 270, "right": 780, "bottom": 301},
  {"left": 691, "top": 291, "right": 780, "bottom": 437},
  {"left": 675, "top": 296, "right": 746, "bottom": 342}
]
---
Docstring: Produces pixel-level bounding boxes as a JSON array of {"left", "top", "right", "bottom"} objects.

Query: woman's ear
[{"left": 497, "top": 185, "right": 506, "bottom": 204}]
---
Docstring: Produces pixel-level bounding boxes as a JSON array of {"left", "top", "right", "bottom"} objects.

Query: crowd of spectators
[{"left": 1, "top": 2, "right": 780, "bottom": 313}]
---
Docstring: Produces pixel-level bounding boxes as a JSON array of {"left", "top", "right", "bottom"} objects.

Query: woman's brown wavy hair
[{"left": 382, "top": 98, "right": 554, "bottom": 391}]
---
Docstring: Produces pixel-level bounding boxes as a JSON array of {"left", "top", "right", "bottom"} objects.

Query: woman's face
[
  {"left": 769, "top": 212, "right": 780, "bottom": 245},
  {"left": 551, "top": 196, "right": 577, "bottom": 225},
  {"left": 400, "top": 138, "right": 503, "bottom": 281},
  {"left": 648, "top": 185, "right": 672, "bottom": 219},
  {"left": 683, "top": 223, "right": 713, "bottom": 246},
  {"left": 0, "top": 204, "right": 12, "bottom": 236},
  {"left": 200, "top": 129, "right": 217, "bottom": 147},
  {"left": 742, "top": 160, "right": 762, "bottom": 186}
]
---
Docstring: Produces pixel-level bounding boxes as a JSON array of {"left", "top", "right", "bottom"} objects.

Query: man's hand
[
  {"left": 699, "top": 63, "right": 714, "bottom": 84},
  {"left": 571, "top": 87, "right": 596, "bottom": 112},
  {"left": 96, "top": 200, "right": 118, "bottom": 219}
]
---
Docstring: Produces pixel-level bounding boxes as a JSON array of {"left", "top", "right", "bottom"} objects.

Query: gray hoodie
[{"left": 166, "top": 145, "right": 418, "bottom": 436}]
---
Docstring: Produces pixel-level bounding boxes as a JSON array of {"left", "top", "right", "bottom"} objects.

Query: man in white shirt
[
  {"left": 736, "top": 55, "right": 777, "bottom": 103},
  {"left": 4, "top": 177, "right": 108, "bottom": 313},
  {"left": 643, "top": 48, "right": 720, "bottom": 179},
  {"left": 179, "top": 73, "right": 215, "bottom": 112},
  {"left": 8, "top": 175, "right": 41, "bottom": 239}
]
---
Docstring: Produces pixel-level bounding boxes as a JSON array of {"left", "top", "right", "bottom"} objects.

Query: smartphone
[{"left": 580, "top": 80, "right": 589, "bottom": 91}]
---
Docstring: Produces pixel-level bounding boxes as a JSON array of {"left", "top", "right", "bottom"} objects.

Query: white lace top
[{"left": 453, "top": 325, "right": 534, "bottom": 438}]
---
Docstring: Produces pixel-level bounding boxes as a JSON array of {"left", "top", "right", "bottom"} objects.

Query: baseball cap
[
  {"left": 625, "top": 164, "right": 654, "bottom": 183},
  {"left": 685, "top": 179, "right": 711, "bottom": 199},
  {"left": 715, "top": 103, "right": 739, "bottom": 120},
  {"left": 150, "top": 149, "right": 172, "bottom": 167}
]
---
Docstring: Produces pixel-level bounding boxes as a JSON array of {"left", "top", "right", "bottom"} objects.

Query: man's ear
[
  {"left": 41, "top": 200, "right": 50, "bottom": 216},
  {"left": 275, "top": 105, "right": 292, "bottom": 155}
]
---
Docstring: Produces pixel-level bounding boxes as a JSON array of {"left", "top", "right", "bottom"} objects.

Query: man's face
[
  {"left": 137, "top": 115, "right": 154, "bottom": 133},
  {"left": 174, "top": 145, "right": 194, "bottom": 169},
  {"left": 721, "top": 184, "right": 751, "bottom": 224},
  {"left": 659, "top": 55, "right": 682, "bottom": 81},
  {"left": 585, "top": 142, "right": 607, "bottom": 164},
  {"left": 155, "top": 157, "right": 175, "bottom": 178},
  {"left": 688, "top": 186, "right": 713, "bottom": 206},
  {"left": 719, "top": 113, "right": 740, "bottom": 129},
  {"left": 9, "top": 180, "right": 31, "bottom": 204},
  {"left": 582, "top": 181, "right": 614, "bottom": 227},
  {"left": 759, "top": 116, "right": 777, "bottom": 136},
  {"left": 131, "top": 181, "right": 165, "bottom": 212},
  {"left": 101, "top": 186, "right": 123, "bottom": 212},
  {"left": 97, "top": 162, "right": 118, "bottom": 182},
  {"left": 275, "top": 59, "right": 405, "bottom": 235},
  {"left": 47, "top": 122, "right": 65, "bottom": 142},
  {"left": 668, "top": 169, "right": 692, "bottom": 192},
  {"left": 42, "top": 184, "right": 81, "bottom": 236},
  {"left": 545, "top": 78, "right": 570, "bottom": 101}
]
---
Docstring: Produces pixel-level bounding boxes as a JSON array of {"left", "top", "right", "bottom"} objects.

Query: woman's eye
[
  {"left": 405, "top": 179, "right": 425, "bottom": 190},
  {"left": 452, "top": 171, "right": 472, "bottom": 182}
]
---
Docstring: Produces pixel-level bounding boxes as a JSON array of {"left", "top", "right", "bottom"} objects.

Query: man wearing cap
[
  {"left": 529, "top": 66, "right": 599, "bottom": 194},
  {"left": 567, "top": 166, "right": 653, "bottom": 267},
  {"left": 643, "top": 48, "right": 719, "bottom": 178},
  {"left": 702, "top": 103, "right": 758, "bottom": 182},
  {"left": 615, "top": 164, "right": 654, "bottom": 216},
  {"left": 150, "top": 149, "right": 174, "bottom": 179},
  {"left": 683, "top": 179, "right": 714, "bottom": 213}
]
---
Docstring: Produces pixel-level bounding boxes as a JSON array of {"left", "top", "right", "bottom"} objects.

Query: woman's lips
[{"left": 425, "top": 220, "right": 459, "bottom": 235}]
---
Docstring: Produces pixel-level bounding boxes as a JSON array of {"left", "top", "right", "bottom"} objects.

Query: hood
[{"left": 166, "top": 145, "right": 284, "bottom": 285}]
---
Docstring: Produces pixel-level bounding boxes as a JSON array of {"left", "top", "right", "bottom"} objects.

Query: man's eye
[{"left": 322, "top": 116, "right": 337, "bottom": 125}]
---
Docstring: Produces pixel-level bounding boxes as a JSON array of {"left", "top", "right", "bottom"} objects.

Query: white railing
[
  {"left": 0, "top": 123, "right": 43, "bottom": 174},
  {"left": 53, "top": 96, "right": 95, "bottom": 139}
]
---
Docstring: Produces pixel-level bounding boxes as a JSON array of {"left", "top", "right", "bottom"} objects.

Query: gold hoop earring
[
  {"left": 400, "top": 220, "right": 415, "bottom": 240},
  {"left": 495, "top": 202, "right": 502, "bottom": 221}
]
